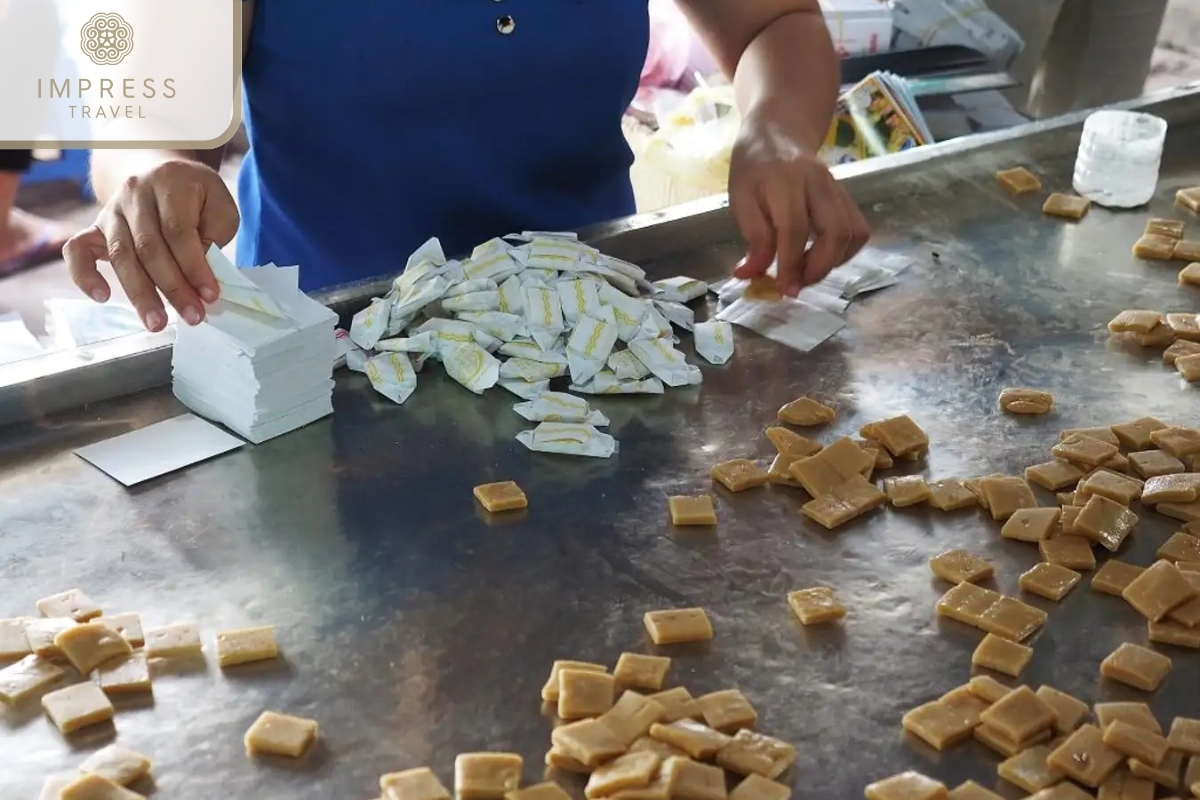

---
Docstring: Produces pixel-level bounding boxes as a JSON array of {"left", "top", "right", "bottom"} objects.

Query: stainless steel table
[{"left": 2, "top": 88, "right": 1200, "bottom": 799}]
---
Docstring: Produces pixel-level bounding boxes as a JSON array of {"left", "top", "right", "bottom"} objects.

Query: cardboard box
[{"left": 820, "top": 0, "right": 894, "bottom": 57}]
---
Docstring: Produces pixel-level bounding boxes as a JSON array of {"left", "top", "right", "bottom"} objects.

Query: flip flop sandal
[{"left": 0, "top": 234, "right": 69, "bottom": 277}]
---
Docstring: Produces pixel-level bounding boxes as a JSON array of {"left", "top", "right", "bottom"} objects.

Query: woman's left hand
[{"left": 727, "top": 100, "right": 870, "bottom": 296}]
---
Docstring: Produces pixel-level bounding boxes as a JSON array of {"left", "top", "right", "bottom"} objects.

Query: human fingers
[
  {"left": 99, "top": 210, "right": 168, "bottom": 332},
  {"left": 154, "top": 163, "right": 239, "bottom": 304},
  {"left": 127, "top": 185, "right": 205, "bottom": 325},
  {"left": 764, "top": 178, "right": 809, "bottom": 296},
  {"left": 800, "top": 171, "right": 856, "bottom": 286},
  {"left": 64, "top": 226, "right": 113, "bottom": 303},
  {"left": 729, "top": 177, "right": 776, "bottom": 279}
]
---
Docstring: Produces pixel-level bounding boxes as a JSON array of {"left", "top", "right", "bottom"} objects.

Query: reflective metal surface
[{"left": 4, "top": 88, "right": 1200, "bottom": 799}]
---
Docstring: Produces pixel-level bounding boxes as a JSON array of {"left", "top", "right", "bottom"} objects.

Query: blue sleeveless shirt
[{"left": 236, "top": 2, "right": 650, "bottom": 292}]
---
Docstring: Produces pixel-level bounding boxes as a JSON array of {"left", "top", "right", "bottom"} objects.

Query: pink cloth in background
[{"left": 639, "top": 0, "right": 718, "bottom": 98}]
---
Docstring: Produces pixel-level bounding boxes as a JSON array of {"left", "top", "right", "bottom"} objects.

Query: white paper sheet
[{"left": 74, "top": 413, "right": 245, "bottom": 486}]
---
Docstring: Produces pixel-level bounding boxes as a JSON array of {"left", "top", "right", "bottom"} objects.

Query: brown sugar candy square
[
  {"left": 927, "top": 480, "right": 979, "bottom": 511},
  {"left": 1043, "top": 192, "right": 1091, "bottom": 219},
  {"left": 1151, "top": 427, "right": 1200, "bottom": 459},
  {"left": 1122, "top": 560, "right": 1196, "bottom": 621},
  {"left": 614, "top": 654, "right": 671, "bottom": 692},
  {"left": 383, "top": 767, "right": 452, "bottom": 800},
  {"left": 1048, "top": 724, "right": 1125, "bottom": 787},
  {"left": 1059, "top": 505, "right": 1083, "bottom": 533},
  {"left": 929, "top": 550, "right": 994, "bottom": 584},
  {"left": 978, "top": 686, "right": 1055, "bottom": 743},
  {"left": 455, "top": 753, "right": 523, "bottom": 800},
  {"left": 936, "top": 582, "right": 1001, "bottom": 626},
  {"left": 648, "top": 687, "right": 701, "bottom": 723},
  {"left": 1149, "top": 618, "right": 1200, "bottom": 648},
  {"left": 998, "top": 744, "right": 1063, "bottom": 793},
  {"left": 974, "top": 724, "right": 1050, "bottom": 758},
  {"left": 541, "top": 661, "right": 606, "bottom": 702},
  {"left": 1039, "top": 536, "right": 1096, "bottom": 571},
  {"left": 1134, "top": 234, "right": 1179, "bottom": 259},
  {"left": 508, "top": 784, "right": 572, "bottom": 800},
  {"left": 1177, "top": 240, "right": 1200, "bottom": 261},
  {"left": 711, "top": 460, "right": 769, "bottom": 493},
  {"left": 766, "top": 453, "right": 804, "bottom": 487},
  {"left": 54, "top": 622, "right": 133, "bottom": 676},
  {"left": 1159, "top": 531, "right": 1200, "bottom": 562},
  {"left": 939, "top": 685, "right": 989, "bottom": 722},
  {"left": 698, "top": 690, "right": 756, "bottom": 733},
  {"left": 649, "top": 720, "right": 731, "bottom": 759},
  {"left": 863, "top": 771, "right": 948, "bottom": 800},
  {"left": 1026, "top": 461, "right": 1085, "bottom": 491},
  {"left": 996, "top": 167, "right": 1042, "bottom": 194},
  {"left": 1177, "top": 354, "right": 1200, "bottom": 381},
  {"left": 1095, "top": 702, "right": 1162, "bottom": 734},
  {"left": 971, "top": 633, "right": 1033, "bottom": 677},
  {"left": 644, "top": 608, "right": 713, "bottom": 645},
  {"left": 1146, "top": 218, "right": 1186, "bottom": 240},
  {"left": 1100, "top": 643, "right": 1172, "bottom": 692},
  {"left": 978, "top": 595, "right": 1047, "bottom": 642},
  {"left": 1181, "top": 261, "right": 1200, "bottom": 286},
  {"left": 715, "top": 729, "right": 795, "bottom": 779},
  {"left": 800, "top": 475, "right": 886, "bottom": 530},
  {"left": 1079, "top": 471, "right": 1143, "bottom": 505},
  {"left": 729, "top": 775, "right": 790, "bottom": 800},
  {"left": 1096, "top": 771, "right": 1155, "bottom": 800},
  {"left": 473, "top": 481, "right": 528, "bottom": 513},
  {"left": 902, "top": 699, "right": 980, "bottom": 751},
  {"left": 1062, "top": 427, "right": 1122, "bottom": 446},
  {"left": 1109, "top": 311, "right": 1165, "bottom": 335},
  {"left": 1074, "top": 495, "right": 1138, "bottom": 552},
  {"left": 884, "top": 476, "right": 931, "bottom": 508},
  {"left": 1036, "top": 686, "right": 1088, "bottom": 734},
  {"left": 665, "top": 757, "right": 726, "bottom": 800},
  {"left": 968, "top": 675, "right": 1013, "bottom": 704},
  {"left": 1130, "top": 450, "right": 1186, "bottom": 479},
  {"left": 553, "top": 719, "right": 627, "bottom": 768},
  {"left": 947, "top": 782, "right": 1003, "bottom": 800},
  {"left": 1178, "top": 186, "right": 1200, "bottom": 213},
  {"left": 764, "top": 427, "right": 822, "bottom": 457},
  {"left": 1142, "top": 474, "right": 1200, "bottom": 504},
  {"left": 1092, "top": 560, "right": 1145, "bottom": 596},
  {"left": 868, "top": 415, "right": 930, "bottom": 458},
  {"left": 599, "top": 691, "right": 666, "bottom": 746},
  {"left": 1159, "top": 498, "right": 1200, "bottom": 522},
  {"left": 1101, "top": 719, "right": 1169, "bottom": 766},
  {"left": 998, "top": 388, "right": 1055, "bottom": 415},
  {"left": 1001, "top": 507, "right": 1060, "bottom": 541},
  {"left": 788, "top": 437, "right": 874, "bottom": 498},
  {"left": 1127, "top": 749, "right": 1183, "bottom": 788},
  {"left": 1167, "top": 717, "right": 1200, "bottom": 756},
  {"left": 1113, "top": 417, "right": 1168, "bottom": 451},
  {"left": 585, "top": 751, "right": 660, "bottom": 799},
  {"left": 1164, "top": 339, "right": 1200, "bottom": 365},
  {"left": 787, "top": 587, "right": 846, "bottom": 625},
  {"left": 982, "top": 477, "right": 1038, "bottom": 521},
  {"left": 669, "top": 496, "right": 716, "bottom": 526},
  {"left": 1020, "top": 562, "right": 1082, "bottom": 601},
  {"left": 558, "top": 668, "right": 616, "bottom": 720},
  {"left": 1167, "top": 313, "right": 1200, "bottom": 341},
  {"left": 776, "top": 396, "right": 835, "bottom": 426},
  {"left": 1054, "top": 434, "right": 1120, "bottom": 469},
  {"left": 1133, "top": 323, "right": 1175, "bottom": 347}
]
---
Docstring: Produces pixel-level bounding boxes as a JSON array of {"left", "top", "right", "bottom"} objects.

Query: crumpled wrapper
[
  {"left": 500, "top": 357, "right": 567, "bottom": 382},
  {"left": 607, "top": 349, "right": 651, "bottom": 380},
  {"left": 349, "top": 296, "right": 391, "bottom": 350},
  {"left": 654, "top": 275, "right": 708, "bottom": 303},
  {"left": 653, "top": 299, "right": 695, "bottom": 332},
  {"left": 497, "top": 275, "right": 526, "bottom": 315},
  {"left": 692, "top": 320, "right": 734, "bottom": 365},
  {"left": 498, "top": 339, "right": 568, "bottom": 365},
  {"left": 571, "top": 372, "right": 665, "bottom": 395},
  {"left": 566, "top": 311, "right": 620, "bottom": 386},
  {"left": 629, "top": 338, "right": 692, "bottom": 387},
  {"left": 516, "top": 422, "right": 619, "bottom": 458},
  {"left": 522, "top": 285, "right": 566, "bottom": 351},
  {"left": 375, "top": 331, "right": 440, "bottom": 356},
  {"left": 365, "top": 351, "right": 418, "bottom": 404},
  {"left": 442, "top": 342, "right": 500, "bottom": 394},
  {"left": 456, "top": 311, "right": 526, "bottom": 342},
  {"left": 599, "top": 283, "right": 649, "bottom": 342},
  {"left": 556, "top": 277, "right": 604, "bottom": 326},
  {"left": 513, "top": 391, "right": 609, "bottom": 426},
  {"left": 441, "top": 290, "right": 500, "bottom": 313},
  {"left": 499, "top": 378, "right": 550, "bottom": 400}
]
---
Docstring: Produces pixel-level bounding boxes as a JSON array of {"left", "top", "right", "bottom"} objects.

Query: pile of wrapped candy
[{"left": 344, "top": 232, "right": 734, "bottom": 458}]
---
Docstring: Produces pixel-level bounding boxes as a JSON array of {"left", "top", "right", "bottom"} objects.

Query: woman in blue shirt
[{"left": 65, "top": 0, "right": 869, "bottom": 333}]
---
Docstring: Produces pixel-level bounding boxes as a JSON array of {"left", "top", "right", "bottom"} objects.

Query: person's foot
[{"left": 0, "top": 208, "right": 75, "bottom": 276}]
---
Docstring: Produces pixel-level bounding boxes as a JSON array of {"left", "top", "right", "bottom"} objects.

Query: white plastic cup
[{"left": 1072, "top": 110, "right": 1167, "bottom": 209}]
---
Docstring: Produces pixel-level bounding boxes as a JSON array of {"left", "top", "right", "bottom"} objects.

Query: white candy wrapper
[
  {"left": 350, "top": 296, "right": 391, "bottom": 350},
  {"left": 516, "top": 422, "right": 618, "bottom": 458},
  {"left": 519, "top": 267, "right": 558, "bottom": 286},
  {"left": 513, "top": 392, "right": 609, "bottom": 426},
  {"left": 687, "top": 365, "right": 703, "bottom": 385},
  {"left": 715, "top": 297, "right": 845, "bottom": 353},
  {"left": 598, "top": 283, "right": 648, "bottom": 342},
  {"left": 445, "top": 278, "right": 498, "bottom": 298},
  {"left": 654, "top": 299, "right": 695, "bottom": 332},
  {"left": 634, "top": 304, "right": 673, "bottom": 341},
  {"left": 441, "top": 290, "right": 500, "bottom": 313},
  {"left": 607, "top": 349, "right": 651, "bottom": 380},
  {"left": 654, "top": 276, "right": 708, "bottom": 303},
  {"left": 394, "top": 275, "right": 450, "bottom": 320},
  {"left": 455, "top": 311, "right": 526, "bottom": 342},
  {"left": 499, "top": 378, "right": 550, "bottom": 400},
  {"left": 599, "top": 253, "right": 649, "bottom": 286},
  {"left": 335, "top": 328, "right": 371, "bottom": 373},
  {"left": 497, "top": 275, "right": 525, "bottom": 315},
  {"left": 522, "top": 236, "right": 599, "bottom": 271},
  {"left": 565, "top": 312, "right": 619, "bottom": 385},
  {"left": 500, "top": 357, "right": 567, "bottom": 381},
  {"left": 506, "top": 230, "right": 579, "bottom": 242},
  {"left": 521, "top": 285, "right": 565, "bottom": 351},
  {"left": 464, "top": 240, "right": 522, "bottom": 283},
  {"left": 571, "top": 371, "right": 665, "bottom": 395},
  {"left": 365, "top": 351, "right": 418, "bottom": 404},
  {"left": 442, "top": 342, "right": 500, "bottom": 394},
  {"left": 205, "top": 245, "right": 289, "bottom": 319},
  {"left": 629, "top": 338, "right": 692, "bottom": 387},
  {"left": 692, "top": 320, "right": 734, "bottom": 365},
  {"left": 406, "top": 236, "right": 447, "bottom": 271},
  {"left": 556, "top": 277, "right": 604, "bottom": 326},
  {"left": 375, "top": 331, "right": 440, "bottom": 356},
  {"left": 414, "top": 318, "right": 501, "bottom": 354},
  {"left": 498, "top": 339, "right": 568, "bottom": 365}
]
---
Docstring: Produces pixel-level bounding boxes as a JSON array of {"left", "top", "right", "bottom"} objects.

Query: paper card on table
[
  {"left": 205, "top": 245, "right": 288, "bottom": 320},
  {"left": 74, "top": 413, "right": 245, "bottom": 486},
  {"left": 715, "top": 297, "right": 845, "bottom": 353}
]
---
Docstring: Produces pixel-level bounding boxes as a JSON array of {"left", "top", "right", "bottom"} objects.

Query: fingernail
[
  {"left": 145, "top": 310, "right": 167, "bottom": 331},
  {"left": 89, "top": 287, "right": 108, "bottom": 303},
  {"left": 735, "top": 257, "right": 748, "bottom": 270},
  {"left": 200, "top": 286, "right": 218, "bottom": 303},
  {"left": 182, "top": 306, "right": 201, "bottom": 325},
  {"left": 787, "top": 283, "right": 802, "bottom": 297}
]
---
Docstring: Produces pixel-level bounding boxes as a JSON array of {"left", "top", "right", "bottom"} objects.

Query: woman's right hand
[{"left": 64, "top": 159, "right": 240, "bottom": 332}]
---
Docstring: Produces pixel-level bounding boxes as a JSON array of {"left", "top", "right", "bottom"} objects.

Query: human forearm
[
  {"left": 732, "top": 10, "right": 839, "bottom": 152},
  {"left": 89, "top": 147, "right": 225, "bottom": 205}
]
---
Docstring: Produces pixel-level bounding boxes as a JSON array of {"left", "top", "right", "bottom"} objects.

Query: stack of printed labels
[{"left": 171, "top": 246, "right": 338, "bottom": 444}]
